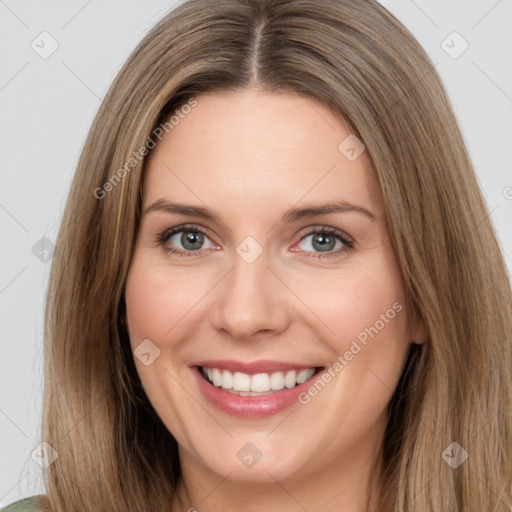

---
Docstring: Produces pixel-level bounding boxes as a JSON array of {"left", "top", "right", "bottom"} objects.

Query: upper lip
[{"left": 190, "top": 359, "right": 321, "bottom": 375}]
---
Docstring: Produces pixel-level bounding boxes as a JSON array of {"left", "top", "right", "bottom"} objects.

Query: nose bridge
[{"left": 213, "top": 239, "right": 288, "bottom": 338}]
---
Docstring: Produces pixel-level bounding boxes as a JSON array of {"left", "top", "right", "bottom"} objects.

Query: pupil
[
  {"left": 182, "top": 231, "right": 203, "bottom": 250},
  {"left": 313, "top": 233, "right": 334, "bottom": 252}
]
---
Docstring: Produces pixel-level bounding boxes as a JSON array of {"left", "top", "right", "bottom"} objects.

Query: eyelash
[{"left": 156, "top": 224, "right": 354, "bottom": 259}]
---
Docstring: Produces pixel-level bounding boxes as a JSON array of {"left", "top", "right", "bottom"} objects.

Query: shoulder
[{"left": 1, "top": 495, "right": 43, "bottom": 512}]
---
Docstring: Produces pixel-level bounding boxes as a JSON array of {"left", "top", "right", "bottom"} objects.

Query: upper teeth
[{"left": 202, "top": 367, "right": 316, "bottom": 393}]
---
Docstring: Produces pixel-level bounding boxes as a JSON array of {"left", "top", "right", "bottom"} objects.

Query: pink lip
[
  {"left": 189, "top": 359, "right": 316, "bottom": 374},
  {"left": 190, "top": 364, "right": 322, "bottom": 418}
]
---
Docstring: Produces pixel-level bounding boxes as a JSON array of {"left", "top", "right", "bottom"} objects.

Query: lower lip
[{"left": 191, "top": 366, "right": 320, "bottom": 418}]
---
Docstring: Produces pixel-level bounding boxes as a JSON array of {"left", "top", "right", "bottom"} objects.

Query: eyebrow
[{"left": 144, "top": 199, "right": 377, "bottom": 223}]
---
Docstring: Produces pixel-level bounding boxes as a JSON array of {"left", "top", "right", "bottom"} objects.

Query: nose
[{"left": 211, "top": 245, "right": 290, "bottom": 340}]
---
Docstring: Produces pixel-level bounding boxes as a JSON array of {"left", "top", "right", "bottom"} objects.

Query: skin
[{"left": 124, "top": 88, "right": 426, "bottom": 512}]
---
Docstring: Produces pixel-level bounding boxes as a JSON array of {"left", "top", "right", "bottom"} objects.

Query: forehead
[{"left": 143, "top": 89, "right": 382, "bottom": 219}]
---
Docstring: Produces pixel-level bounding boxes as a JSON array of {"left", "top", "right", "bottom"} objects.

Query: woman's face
[{"left": 125, "top": 89, "right": 423, "bottom": 486}]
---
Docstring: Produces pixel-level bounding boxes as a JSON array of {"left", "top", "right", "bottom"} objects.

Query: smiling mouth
[{"left": 199, "top": 366, "right": 322, "bottom": 396}]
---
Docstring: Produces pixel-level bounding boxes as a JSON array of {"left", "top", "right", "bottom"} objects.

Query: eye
[
  {"left": 156, "top": 224, "right": 354, "bottom": 259},
  {"left": 157, "top": 224, "right": 218, "bottom": 257},
  {"left": 293, "top": 227, "right": 354, "bottom": 258}
]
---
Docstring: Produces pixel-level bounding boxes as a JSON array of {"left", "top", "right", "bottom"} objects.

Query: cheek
[
  {"left": 295, "top": 270, "right": 409, "bottom": 435},
  {"left": 292, "top": 260, "right": 411, "bottom": 417},
  {"left": 124, "top": 257, "right": 198, "bottom": 347},
  {"left": 123, "top": 258, "right": 203, "bottom": 437},
  {"left": 291, "top": 261, "right": 407, "bottom": 350}
]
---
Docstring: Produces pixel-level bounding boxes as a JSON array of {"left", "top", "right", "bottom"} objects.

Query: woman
[{"left": 3, "top": 0, "right": 511, "bottom": 510}]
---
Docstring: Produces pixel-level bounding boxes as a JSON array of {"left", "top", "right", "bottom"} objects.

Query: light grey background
[{"left": 1, "top": 0, "right": 511, "bottom": 506}]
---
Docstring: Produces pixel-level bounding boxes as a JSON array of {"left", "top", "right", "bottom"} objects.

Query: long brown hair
[{"left": 39, "top": 0, "right": 512, "bottom": 510}]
